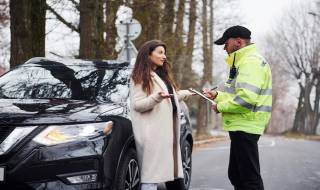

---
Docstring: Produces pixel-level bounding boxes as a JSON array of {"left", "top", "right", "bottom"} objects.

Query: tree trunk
[
  {"left": 209, "top": 0, "right": 214, "bottom": 74},
  {"left": 160, "top": 0, "right": 174, "bottom": 41},
  {"left": 180, "top": 0, "right": 196, "bottom": 89},
  {"left": 131, "top": 0, "right": 160, "bottom": 49},
  {"left": 96, "top": 0, "right": 104, "bottom": 59},
  {"left": 314, "top": 79, "right": 320, "bottom": 134},
  {"left": 292, "top": 85, "right": 304, "bottom": 132},
  {"left": 31, "top": 0, "right": 46, "bottom": 57},
  {"left": 303, "top": 78, "right": 313, "bottom": 134},
  {"left": 196, "top": 0, "right": 211, "bottom": 137},
  {"left": 160, "top": 0, "right": 175, "bottom": 73},
  {"left": 292, "top": 77, "right": 319, "bottom": 135},
  {"left": 196, "top": 98, "right": 208, "bottom": 136},
  {"left": 79, "top": 0, "right": 104, "bottom": 59},
  {"left": 10, "top": 0, "right": 46, "bottom": 68},
  {"left": 105, "top": 0, "right": 121, "bottom": 59},
  {"left": 171, "top": 0, "right": 186, "bottom": 85}
]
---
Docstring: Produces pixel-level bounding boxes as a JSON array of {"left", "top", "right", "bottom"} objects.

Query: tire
[
  {"left": 114, "top": 148, "right": 140, "bottom": 190},
  {"left": 165, "top": 140, "right": 192, "bottom": 190}
]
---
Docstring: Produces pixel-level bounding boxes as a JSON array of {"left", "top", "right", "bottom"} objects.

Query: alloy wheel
[
  {"left": 125, "top": 159, "right": 140, "bottom": 190},
  {"left": 182, "top": 143, "right": 192, "bottom": 188}
]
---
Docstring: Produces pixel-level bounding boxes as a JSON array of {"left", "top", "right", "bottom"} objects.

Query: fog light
[{"left": 66, "top": 173, "right": 97, "bottom": 184}]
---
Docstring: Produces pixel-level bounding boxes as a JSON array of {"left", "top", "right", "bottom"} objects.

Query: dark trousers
[{"left": 228, "top": 131, "right": 264, "bottom": 190}]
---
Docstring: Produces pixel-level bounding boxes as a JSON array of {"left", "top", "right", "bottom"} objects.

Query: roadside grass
[
  {"left": 192, "top": 132, "right": 228, "bottom": 150},
  {"left": 283, "top": 131, "right": 320, "bottom": 141},
  {"left": 193, "top": 132, "right": 227, "bottom": 141}
]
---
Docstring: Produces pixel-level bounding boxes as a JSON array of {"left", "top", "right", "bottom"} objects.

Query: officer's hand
[
  {"left": 211, "top": 103, "right": 219, "bottom": 113},
  {"left": 202, "top": 88, "right": 218, "bottom": 100}
]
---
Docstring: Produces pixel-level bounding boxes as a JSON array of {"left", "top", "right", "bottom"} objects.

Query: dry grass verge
[{"left": 283, "top": 131, "right": 320, "bottom": 141}]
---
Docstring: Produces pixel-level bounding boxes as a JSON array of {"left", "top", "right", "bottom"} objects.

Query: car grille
[{"left": 0, "top": 127, "right": 15, "bottom": 144}]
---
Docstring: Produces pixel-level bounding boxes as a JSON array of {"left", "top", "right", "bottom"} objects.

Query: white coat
[{"left": 129, "top": 71, "right": 192, "bottom": 183}]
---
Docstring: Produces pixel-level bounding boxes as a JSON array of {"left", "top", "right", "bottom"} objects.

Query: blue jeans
[{"left": 141, "top": 183, "right": 157, "bottom": 190}]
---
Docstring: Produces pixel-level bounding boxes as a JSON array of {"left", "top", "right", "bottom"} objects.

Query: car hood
[{"left": 0, "top": 99, "right": 126, "bottom": 126}]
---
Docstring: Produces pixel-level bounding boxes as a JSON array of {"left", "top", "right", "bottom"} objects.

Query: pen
[{"left": 210, "top": 86, "right": 218, "bottom": 90}]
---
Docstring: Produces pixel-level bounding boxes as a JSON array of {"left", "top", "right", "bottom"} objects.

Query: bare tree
[
  {"left": 180, "top": 0, "right": 197, "bottom": 89},
  {"left": 209, "top": 0, "right": 214, "bottom": 72},
  {"left": 196, "top": 0, "right": 212, "bottom": 137},
  {"left": 46, "top": 1, "right": 79, "bottom": 33},
  {"left": 171, "top": 0, "right": 186, "bottom": 84},
  {"left": 10, "top": 0, "right": 46, "bottom": 68},
  {"left": 47, "top": 0, "right": 122, "bottom": 59},
  {"left": 262, "top": 38, "right": 297, "bottom": 134},
  {"left": 268, "top": 2, "right": 320, "bottom": 134}
]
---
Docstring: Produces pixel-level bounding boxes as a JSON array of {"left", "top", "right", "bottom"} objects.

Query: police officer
[{"left": 203, "top": 25, "right": 272, "bottom": 190}]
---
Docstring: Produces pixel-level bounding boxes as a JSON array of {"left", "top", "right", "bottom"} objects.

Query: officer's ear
[
  {"left": 235, "top": 38, "right": 242, "bottom": 45},
  {"left": 236, "top": 38, "right": 247, "bottom": 48},
  {"left": 234, "top": 38, "right": 242, "bottom": 48}
]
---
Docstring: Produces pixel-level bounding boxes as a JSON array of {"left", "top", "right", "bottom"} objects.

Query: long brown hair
[{"left": 131, "top": 40, "right": 177, "bottom": 94}]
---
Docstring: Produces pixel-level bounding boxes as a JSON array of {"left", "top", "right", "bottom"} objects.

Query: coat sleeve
[
  {"left": 130, "top": 82, "right": 163, "bottom": 113},
  {"left": 176, "top": 89, "right": 194, "bottom": 101}
]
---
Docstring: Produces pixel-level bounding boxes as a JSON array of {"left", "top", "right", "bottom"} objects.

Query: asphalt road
[{"left": 158, "top": 135, "right": 320, "bottom": 190}]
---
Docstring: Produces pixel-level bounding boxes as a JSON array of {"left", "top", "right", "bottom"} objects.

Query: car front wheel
[{"left": 114, "top": 148, "right": 140, "bottom": 190}]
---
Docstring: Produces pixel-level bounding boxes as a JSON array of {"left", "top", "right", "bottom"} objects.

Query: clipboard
[{"left": 188, "top": 88, "right": 216, "bottom": 104}]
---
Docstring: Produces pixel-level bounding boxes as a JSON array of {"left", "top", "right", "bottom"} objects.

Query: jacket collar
[
  {"left": 225, "top": 44, "right": 257, "bottom": 67},
  {"left": 151, "top": 71, "right": 168, "bottom": 92}
]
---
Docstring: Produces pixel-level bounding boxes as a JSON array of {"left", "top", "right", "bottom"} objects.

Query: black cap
[{"left": 214, "top": 25, "right": 251, "bottom": 45}]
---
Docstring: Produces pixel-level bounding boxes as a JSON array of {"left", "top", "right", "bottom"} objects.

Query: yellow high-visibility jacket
[{"left": 215, "top": 44, "right": 272, "bottom": 135}]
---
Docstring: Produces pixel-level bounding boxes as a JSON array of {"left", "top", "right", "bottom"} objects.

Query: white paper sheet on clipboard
[{"left": 188, "top": 88, "right": 216, "bottom": 104}]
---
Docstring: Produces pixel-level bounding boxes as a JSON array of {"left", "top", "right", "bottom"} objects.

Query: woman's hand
[{"left": 158, "top": 91, "right": 172, "bottom": 99}]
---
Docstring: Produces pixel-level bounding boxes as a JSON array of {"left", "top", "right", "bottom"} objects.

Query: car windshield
[{"left": 0, "top": 61, "right": 130, "bottom": 103}]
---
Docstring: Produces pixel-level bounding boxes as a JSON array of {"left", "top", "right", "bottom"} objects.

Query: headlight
[
  {"left": 0, "top": 126, "right": 36, "bottom": 155},
  {"left": 32, "top": 121, "right": 113, "bottom": 146}
]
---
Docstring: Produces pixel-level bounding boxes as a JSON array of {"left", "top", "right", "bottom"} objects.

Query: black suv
[{"left": 0, "top": 58, "right": 193, "bottom": 190}]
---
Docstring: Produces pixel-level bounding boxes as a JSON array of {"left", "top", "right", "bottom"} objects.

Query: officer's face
[{"left": 224, "top": 38, "right": 241, "bottom": 54}]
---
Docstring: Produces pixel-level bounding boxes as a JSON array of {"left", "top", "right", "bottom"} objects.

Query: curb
[{"left": 193, "top": 136, "right": 228, "bottom": 148}]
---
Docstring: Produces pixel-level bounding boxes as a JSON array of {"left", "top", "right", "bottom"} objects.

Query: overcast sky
[{"left": 239, "top": 0, "right": 300, "bottom": 41}]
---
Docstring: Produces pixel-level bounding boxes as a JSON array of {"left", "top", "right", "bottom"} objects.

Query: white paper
[{"left": 188, "top": 88, "right": 216, "bottom": 104}]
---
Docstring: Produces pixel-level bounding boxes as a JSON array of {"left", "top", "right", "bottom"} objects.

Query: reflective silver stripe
[
  {"left": 226, "top": 78, "right": 236, "bottom": 85},
  {"left": 254, "top": 105, "right": 272, "bottom": 112},
  {"left": 225, "top": 79, "right": 236, "bottom": 93},
  {"left": 231, "top": 79, "right": 236, "bottom": 86},
  {"left": 236, "top": 82, "right": 272, "bottom": 95},
  {"left": 259, "top": 88, "right": 272, "bottom": 95},
  {"left": 225, "top": 86, "right": 235, "bottom": 94},
  {"left": 234, "top": 96, "right": 253, "bottom": 110},
  {"left": 233, "top": 96, "right": 272, "bottom": 112}
]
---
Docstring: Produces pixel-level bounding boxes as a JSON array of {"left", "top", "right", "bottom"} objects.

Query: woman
[{"left": 130, "top": 40, "right": 193, "bottom": 190}]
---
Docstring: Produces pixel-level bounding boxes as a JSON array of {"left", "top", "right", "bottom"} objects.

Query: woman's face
[{"left": 149, "top": 46, "right": 166, "bottom": 68}]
